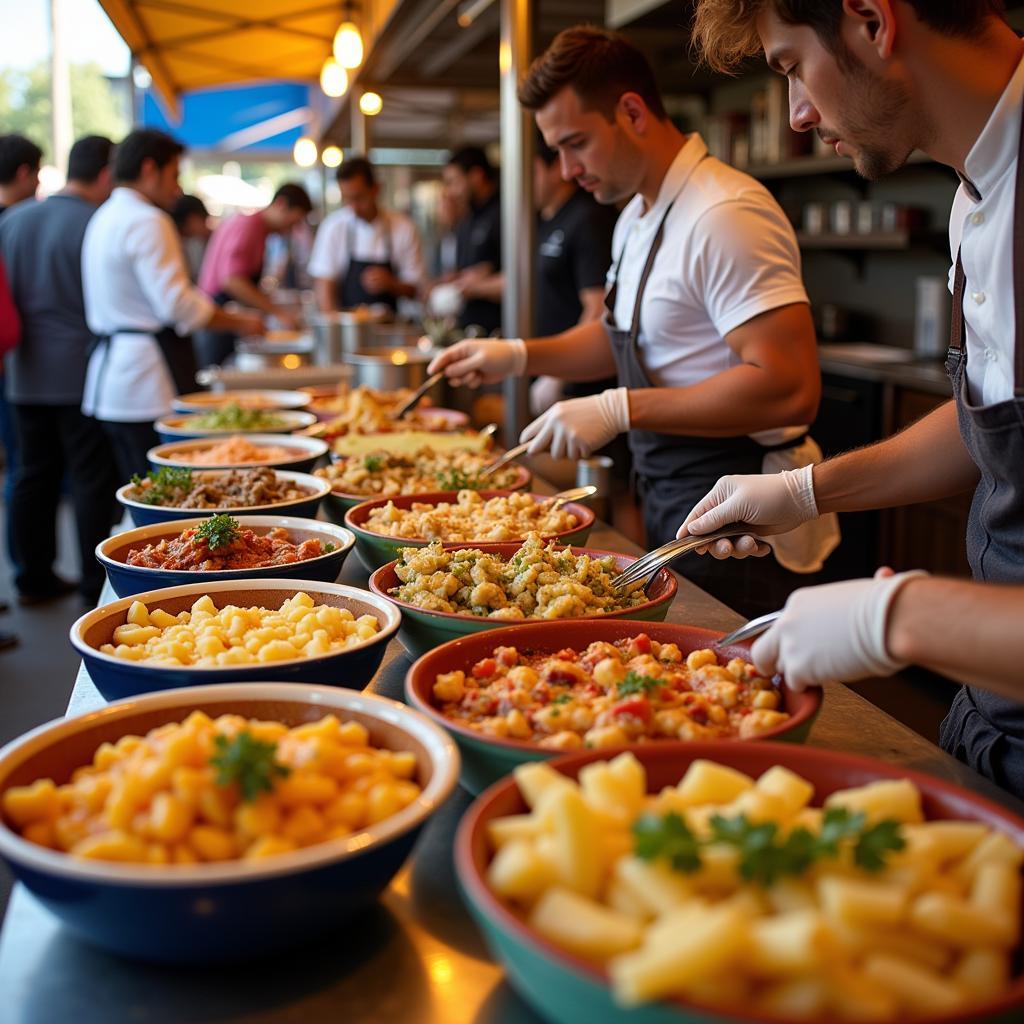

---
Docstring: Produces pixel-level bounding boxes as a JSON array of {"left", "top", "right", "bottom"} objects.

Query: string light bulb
[
  {"left": 359, "top": 91, "right": 383, "bottom": 116},
  {"left": 333, "top": 21, "right": 364, "bottom": 69},
  {"left": 293, "top": 137, "right": 318, "bottom": 168},
  {"left": 319, "top": 58, "right": 348, "bottom": 98},
  {"left": 322, "top": 145, "right": 343, "bottom": 168}
]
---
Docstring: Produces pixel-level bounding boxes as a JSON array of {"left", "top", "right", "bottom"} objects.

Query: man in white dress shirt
[
  {"left": 82, "top": 130, "right": 262, "bottom": 480},
  {"left": 309, "top": 156, "right": 424, "bottom": 313},
  {"left": 430, "top": 27, "right": 833, "bottom": 616}
]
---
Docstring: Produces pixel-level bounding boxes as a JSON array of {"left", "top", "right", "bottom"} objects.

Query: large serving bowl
[
  {"left": 0, "top": 683, "right": 458, "bottom": 963},
  {"left": 456, "top": 742, "right": 1024, "bottom": 1024},
  {"left": 321, "top": 462, "right": 532, "bottom": 525},
  {"left": 116, "top": 469, "right": 331, "bottom": 527},
  {"left": 171, "top": 389, "right": 313, "bottom": 414},
  {"left": 155, "top": 410, "right": 318, "bottom": 443},
  {"left": 345, "top": 491, "right": 596, "bottom": 571},
  {"left": 70, "top": 579, "right": 401, "bottom": 701},
  {"left": 369, "top": 543, "right": 676, "bottom": 659},
  {"left": 406, "top": 620, "right": 821, "bottom": 793},
  {"left": 148, "top": 434, "right": 329, "bottom": 474},
  {"left": 96, "top": 516, "right": 356, "bottom": 598}
]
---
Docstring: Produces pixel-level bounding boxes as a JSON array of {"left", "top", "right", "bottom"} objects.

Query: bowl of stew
[
  {"left": 405, "top": 620, "right": 821, "bottom": 792},
  {"left": 97, "top": 515, "right": 356, "bottom": 598}
]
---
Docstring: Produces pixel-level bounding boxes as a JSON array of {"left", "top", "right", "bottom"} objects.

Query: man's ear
[
  {"left": 618, "top": 92, "right": 651, "bottom": 135},
  {"left": 842, "top": 0, "right": 896, "bottom": 61}
]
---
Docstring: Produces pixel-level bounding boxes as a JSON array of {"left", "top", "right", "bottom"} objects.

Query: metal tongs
[
  {"left": 715, "top": 610, "right": 783, "bottom": 648},
  {"left": 610, "top": 525, "right": 756, "bottom": 591},
  {"left": 548, "top": 484, "right": 597, "bottom": 510},
  {"left": 390, "top": 370, "right": 446, "bottom": 420},
  {"left": 479, "top": 440, "right": 530, "bottom": 478}
]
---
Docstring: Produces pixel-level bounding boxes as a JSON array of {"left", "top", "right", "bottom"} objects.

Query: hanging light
[
  {"left": 319, "top": 57, "right": 348, "bottom": 98},
  {"left": 359, "top": 91, "right": 383, "bottom": 117},
  {"left": 333, "top": 21, "right": 364, "bottom": 69},
  {"left": 293, "top": 137, "right": 318, "bottom": 168},
  {"left": 322, "top": 145, "right": 343, "bottom": 168}
]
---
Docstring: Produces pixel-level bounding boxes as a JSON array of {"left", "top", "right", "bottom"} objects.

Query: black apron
[
  {"left": 89, "top": 327, "right": 198, "bottom": 408},
  {"left": 938, "top": 105, "right": 1024, "bottom": 794},
  {"left": 336, "top": 220, "right": 398, "bottom": 311}
]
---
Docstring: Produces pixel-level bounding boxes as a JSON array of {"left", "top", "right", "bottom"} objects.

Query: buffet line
[{"left": 0, "top": 383, "right": 1022, "bottom": 1024}]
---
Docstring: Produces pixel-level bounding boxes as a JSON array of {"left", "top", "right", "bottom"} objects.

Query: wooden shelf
[
  {"left": 796, "top": 231, "right": 914, "bottom": 250},
  {"left": 745, "top": 149, "right": 935, "bottom": 181}
]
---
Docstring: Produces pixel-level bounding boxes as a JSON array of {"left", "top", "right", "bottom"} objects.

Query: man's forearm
[
  {"left": 888, "top": 576, "right": 1024, "bottom": 700},
  {"left": 313, "top": 277, "right": 336, "bottom": 313},
  {"left": 223, "top": 275, "right": 274, "bottom": 315},
  {"left": 524, "top": 320, "right": 617, "bottom": 381},
  {"left": 463, "top": 272, "right": 504, "bottom": 302},
  {"left": 814, "top": 400, "right": 979, "bottom": 514}
]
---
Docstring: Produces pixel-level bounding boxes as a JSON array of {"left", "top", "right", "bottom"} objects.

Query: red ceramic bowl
[
  {"left": 456, "top": 742, "right": 1024, "bottom": 1024},
  {"left": 405, "top": 620, "right": 821, "bottom": 791}
]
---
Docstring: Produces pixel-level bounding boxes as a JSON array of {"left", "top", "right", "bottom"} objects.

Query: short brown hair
[
  {"left": 692, "top": 0, "right": 1006, "bottom": 74},
  {"left": 517, "top": 25, "right": 666, "bottom": 122}
]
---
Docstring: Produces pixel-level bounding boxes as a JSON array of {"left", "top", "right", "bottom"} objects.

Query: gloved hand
[
  {"left": 427, "top": 338, "right": 527, "bottom": 388},
  {"left": 676, "top": 466, "right": 820, "bottom": 559},
  {"left": 520, "top": 387, "right": 630, "bottom": 460},
  {"left": 751, "top": 570, "right": 928, "bottom": 691},
  {"left": 529, "top": 375, "right": 564, "bottom": 417}
]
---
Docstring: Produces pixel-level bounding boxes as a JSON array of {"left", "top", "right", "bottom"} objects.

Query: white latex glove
[
  {"left": 676, "top": 466, "right": 820, "bottom": 560},
  {"left": 529, "top": 375, "right": 564, "bottom": 418},
  {"left": 427, "top": 338, "right": 527, "bottom": 388},
  {"left": 520, "top": 387, "right": 630, "bottom": 460},
  {"left": 751, "top": 570, "right": 928, "bottom": 691}
]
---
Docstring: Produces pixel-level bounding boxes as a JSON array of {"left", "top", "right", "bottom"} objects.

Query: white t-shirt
[
  {"left": 308, "top": 206, "right": 425, "bottom": 289},
  {"left": 947, "top": 52, "right": 1024, "bottom": 408},
  {"left": 81, "top": 187, "right": 213, "bottom": 422},
  {"left": 609, "top": 134, "right": 810, "bottom": 444}
]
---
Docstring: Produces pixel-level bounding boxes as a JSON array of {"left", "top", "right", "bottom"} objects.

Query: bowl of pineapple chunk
[
  {"left": 0, "top": 682, "right": 458, "bottom": 962},
  {"left": 456, "top": 743, "right": 1024, "bottom": 1024}
]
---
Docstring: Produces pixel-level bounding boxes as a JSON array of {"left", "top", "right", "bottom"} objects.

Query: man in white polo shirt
[{"left": 430, "top": 26, "right": 836, "bottom": 616}]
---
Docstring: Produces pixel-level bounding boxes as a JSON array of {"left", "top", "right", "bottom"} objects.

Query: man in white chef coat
[
  {"left": 429, "top": 26, "right": 836, "bottom": 617},
  {"left": 81, "top": 129, "right": 262, "bottom": 481}
]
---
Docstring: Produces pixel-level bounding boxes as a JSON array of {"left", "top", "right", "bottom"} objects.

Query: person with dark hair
[
  {"left": 195, "top": 182, "right": 312, "bottom": 366},
  {"left": 309, "top": 156, "right": 424, "bottom": 313},
  {"left": 170, "top": 194, "right": 211, "bottom": 282},
  {"left": 683, "top": 2, "right": 1024, "bottom": 793},
  {"left": 80, "top": 129, "right": 263, "bottom": 481},
  {"left": 440, "top": 145, "right": 502, "bottom": 333},
  {"left": 431, "top": 26, "right": 832, "bottom": 617},
  {"left": 0, "top": 134, "right": 43, "bottom": 217},
  {"left": 0, "top": 135, "right": 119, "bottom": 606}
]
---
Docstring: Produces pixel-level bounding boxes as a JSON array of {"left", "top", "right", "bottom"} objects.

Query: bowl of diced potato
[
  {"left": 70, "top": 579, "right": 401, "bottom": 701},
  {"left": 0, "top": 682, "right": 459, "bottom": 962},
  {"left": 405, "top": 621, "right": 821, "bottom": 793},
  {"left": 456, "top": 743, "right": 1024, "bottom": 1024}
]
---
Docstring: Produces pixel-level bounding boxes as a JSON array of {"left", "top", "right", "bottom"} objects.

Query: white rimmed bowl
[
  {"left": 171, "top": 390, "right": 313, "bottom": 414},
  {"left": 148, "top": 434, "right": 329, "bottom": 474},
  {"left": 155, "top": 410, "right": 318, "bottom": 443}
]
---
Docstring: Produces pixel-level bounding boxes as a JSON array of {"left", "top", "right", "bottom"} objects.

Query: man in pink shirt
[{"left": 196, "top": 182, "right": 312, "bottom": 366}]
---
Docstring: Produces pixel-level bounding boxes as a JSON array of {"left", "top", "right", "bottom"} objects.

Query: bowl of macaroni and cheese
[
  {"left": 70, "top": 579, "right": 401, "bottom": 700},
  {"left": 369, "top": 536, "right": 676, "bottom": 658},
  {"left": 97, "top": 515, "right": 356, "bottom": 597},
  {"left": 405, "top": 620, "right": 821, "bottom": 792},
  {"left": 345, "top": 490, "right": 597, "bottom": 571},
  {"left": 0, "top": 682, "right": 458, "bottom": 962},
  {"left": 148, "top": 434, "right": 329, "bottom": 474}
]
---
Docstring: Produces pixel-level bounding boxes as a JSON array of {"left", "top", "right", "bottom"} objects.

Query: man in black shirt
[{"left": 443, "top": 146, "right": 502, "bottom": 334}]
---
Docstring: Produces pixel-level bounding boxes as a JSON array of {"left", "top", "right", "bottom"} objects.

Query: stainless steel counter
[
  {"left": 817, "top": 342, "right": 952, "bottom": 397},
  {"left": 2, "top": 509, "right": 1020, "bottom": 1024}
]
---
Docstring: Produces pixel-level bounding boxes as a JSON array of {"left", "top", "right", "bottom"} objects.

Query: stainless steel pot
[
  {"left": 344, "top": 347, "right": 439, "bottom": 394},
  {"left": 310, "top": 313, "right": 424, "bottom": 365}
]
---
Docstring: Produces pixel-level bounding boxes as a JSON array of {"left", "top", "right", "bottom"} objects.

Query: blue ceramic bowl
[
  {"left": 148, "top": 434, "right": 329, "bottom": 474},
  {"left": 0, "top": 683, "right": 458, "bottom": 963},
  {"left": 155, "top": 410, "right": 318, "bottom": 444},
  {"left": 69, "top": 579, "right": 402, "bottom": 702},
  {"left": 116, "top": 469, "right": 331, "bottom": 528},
  {"left": 96, "top": 516, "right": 356, "bottom": 598},
  {"left": 171, "top": 390, "right": 313, "bottom": 414}
]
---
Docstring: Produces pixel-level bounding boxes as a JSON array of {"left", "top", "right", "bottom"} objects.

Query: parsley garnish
[
  {"left": 196, "top": 513, "right": 241, "bottom": 550},
  {"left": 617, "top": 671, "right": 662, "bottom": 697},
  {"left": 633, "top": 808, "right": 905, "bottom": 886},
  {"left": 436, "top": 467, "right": 486, "bottom": 491},
  {"left": 551, "top": 693, "right": 572, "bottom": 705},
  {"left": 130, "top": 466, "right": 193, "bottom": 505},
  {"left": 210, "top": 731, "right": 290, "bottom": 802},
  {"left": 323, "top": 542, "right": 336, "bottom": 554},
  {"left": 191, "top": 404, "right": 285, "bottom": 431},
  {"left": 363, "top": 454, "right": 386, "bottom": 473}
]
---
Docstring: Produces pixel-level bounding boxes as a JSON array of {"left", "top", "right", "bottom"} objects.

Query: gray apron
[{"left": 938, "top": 108, "right": 1024, "bottom": 794}]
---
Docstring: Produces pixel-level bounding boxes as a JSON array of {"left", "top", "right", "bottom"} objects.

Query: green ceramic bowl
[
  {"left": 456, "top": 742, "right": 1024, "bottom": 1024},
  {"left": 369, "top": 543, "right": 677, "bottom": 659},
  {"left": 405, "top": 620, "right": 822, "bottom": 792},
  {"left": 320, "top": 463, "right": 533, "bottom": 526},
  {"left": 344, "top": 490, "right": 595, "bottom": 572}
]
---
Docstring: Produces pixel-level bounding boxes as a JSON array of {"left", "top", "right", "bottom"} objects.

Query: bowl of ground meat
[
  {"left": 97, "top": 515, "right": 356, "bottom": 597},
  {"left": 116, "top": 468, "right": 332, "bottom": 527}
]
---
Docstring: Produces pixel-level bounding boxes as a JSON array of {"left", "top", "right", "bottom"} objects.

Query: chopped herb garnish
[
  {"left": 633, "top": 812, "right": 702, "bottom": 873},
  {"left": 854, "top": 819, "right": 907, "bottom": 871},
  {"left": 191, "top": 404, "right": 285, "bottom": 431},
  {"left": 323, "top": 542, "right": 336, "bottom": 554},
  {"left": 551, "top": 693, "right": 572, "bottom": 705},
  {"left": 363, "top": 454, "right": 386, "bottom": 473},
  {"left": 196, "top": 513, "right": 241, "bottom": 550},
  {"left": 617, "top": 671, "right": 662, "bottom": 697},
  {"left": 210, "top": 731, "right": 290, "bottom": 801},
  {"left": 130, "top": 466, "right": 193, "bottom": 505},
  {"left": 436, "top": 467, "right": 486, "bottom": 491}
]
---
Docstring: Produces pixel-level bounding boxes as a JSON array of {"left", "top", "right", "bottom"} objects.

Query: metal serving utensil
[
  {"left": 609, "top": 525, "right": 755, "bottom": 591},
  {"left": 479, "top": 440, "right": 530, "bottom": 478},
  {"left": 548, "top": 484, "right": 598, "bottom": 510},
  {"left": 390, "top": 370, "right": 446, "bottom": 420},
  {"left": 715, "top": 611, "right": 783, "bottom": 649}
]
